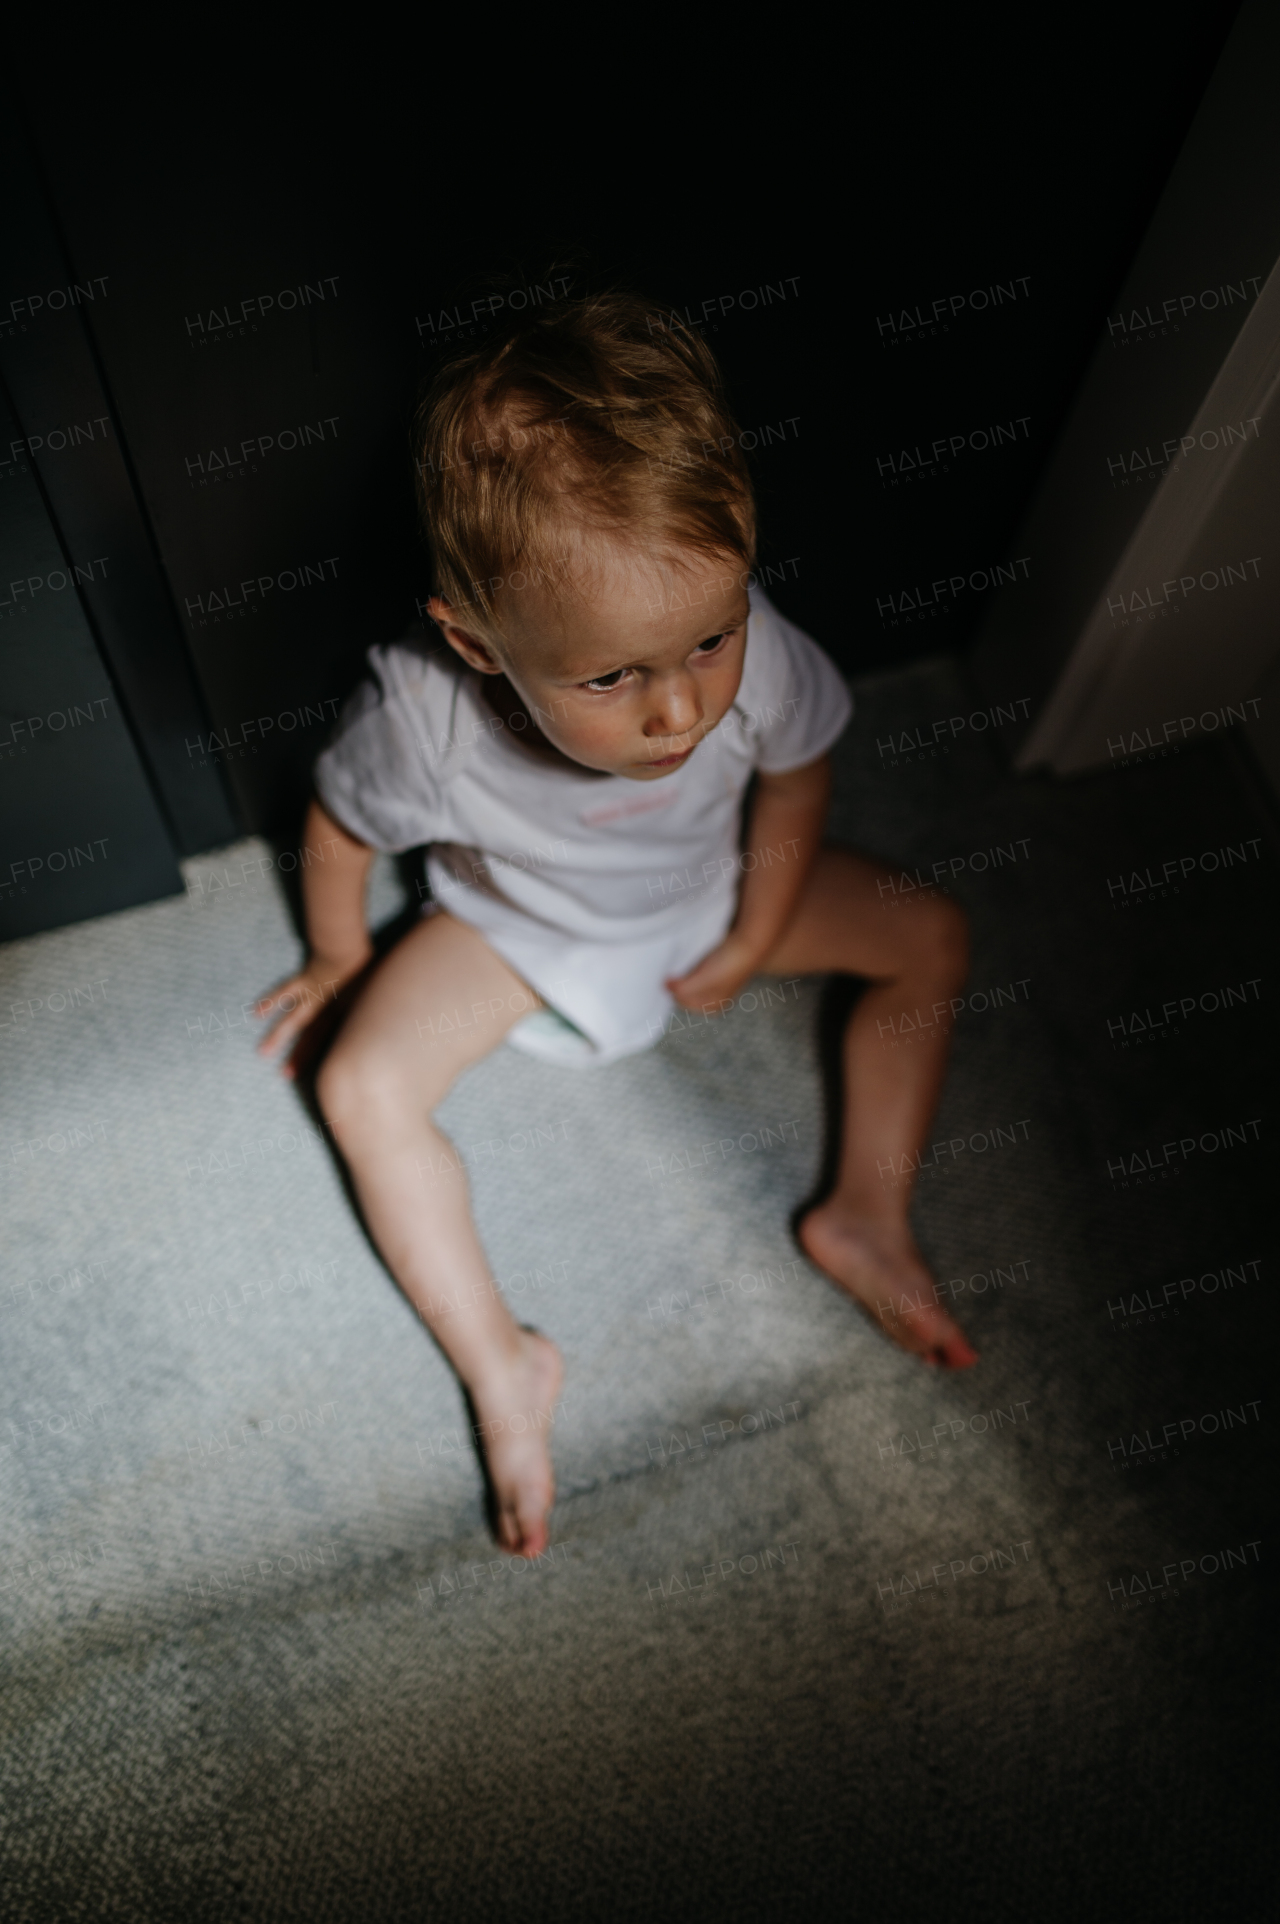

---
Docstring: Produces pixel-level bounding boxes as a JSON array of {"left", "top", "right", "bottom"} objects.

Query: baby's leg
[
  {"left": 316, "top": 912, "right": 562, "bottom": 1552},
  {"left": 760, "top": 847, "right": 977, "bottom": 1369}
]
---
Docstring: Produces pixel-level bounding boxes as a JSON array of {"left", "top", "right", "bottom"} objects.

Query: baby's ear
[{"left": 429, "top": 601, "right": 506, "bottom": 675}]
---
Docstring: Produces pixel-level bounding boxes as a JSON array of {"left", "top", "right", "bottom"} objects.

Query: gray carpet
[{"left": 1, "top": 655, "right": 1271, "bottom": 1922}]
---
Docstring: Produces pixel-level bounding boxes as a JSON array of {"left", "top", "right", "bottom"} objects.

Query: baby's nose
[{"left": 648, "top": 675, "right": 702, "bottom": 739}]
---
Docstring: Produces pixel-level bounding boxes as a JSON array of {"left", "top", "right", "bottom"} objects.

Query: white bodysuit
[{"left": 313, "top": 588, "right": 853, "bottom": 1066}]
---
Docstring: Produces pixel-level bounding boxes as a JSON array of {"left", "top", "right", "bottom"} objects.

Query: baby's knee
[{"left": 316, "top": 1042, "right": 409, "bottom": 1139}]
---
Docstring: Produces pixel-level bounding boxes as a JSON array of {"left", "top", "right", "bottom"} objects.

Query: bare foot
[
  {"left": 797, "top": 1204, "right": 978, "bottom": 1369},
  {"left": 469, "top": 1329, "right": 564, "bottom": 1555}
]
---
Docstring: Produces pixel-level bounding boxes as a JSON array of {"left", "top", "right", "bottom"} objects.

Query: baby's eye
[
  {"left": 583, "top": 668, "right": 629, "bottom": 692},
  {"left": 695, "top": 632, "right": 728, "bottom": 654}
]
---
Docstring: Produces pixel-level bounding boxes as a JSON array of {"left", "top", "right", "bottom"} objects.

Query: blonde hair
[{"left": 414, "top": 291, "right": 757, "bottom": 632}]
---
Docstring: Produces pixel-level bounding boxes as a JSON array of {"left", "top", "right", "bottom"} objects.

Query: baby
[{"left": 257, "top": 292, "right": 975, "bottom": 1556}]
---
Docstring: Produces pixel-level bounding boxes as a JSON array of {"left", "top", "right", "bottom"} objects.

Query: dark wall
[
  {"left": 968, "top": 0, "right": 1280, "bottom": 744},
  {"left": 1, "top": 8, "right": 1244, "bottom": 869},
  {"left": 0, "top": 375, "right": 183, "bottom": 938},
  {"left": 863, "top": 5, "right": 1244, "bottom": 674}
]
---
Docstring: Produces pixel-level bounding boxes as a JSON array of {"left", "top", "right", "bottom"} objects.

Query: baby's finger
[
  {"left": 256, "top": 1017, "right": 289, "bottom": 1059},
  {"left": 669, "top": 973, "right": 729, "bottom": 1011},
  {"left": 256, "top": 997, "right": 309, "bottom": 1058},
  {"left": 254, "top": 976, "right": 308, "bottom": 1023}
]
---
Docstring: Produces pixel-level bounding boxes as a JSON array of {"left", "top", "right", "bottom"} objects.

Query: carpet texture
[{"left": 0, "top": 655, "right": 1272, "bottom": 1921}]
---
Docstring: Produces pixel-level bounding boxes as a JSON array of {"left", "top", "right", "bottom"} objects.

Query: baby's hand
[
  {"left": 665, "top": 933, "right": 762, "bottom": 1015},
  {"left": 255, "top": 949, "right": 372, "bottom": 1076}
]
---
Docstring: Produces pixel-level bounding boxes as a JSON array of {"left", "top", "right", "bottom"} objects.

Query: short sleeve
[
  {"left": 737, "top": 589, "right": 853, "bottom": 774},
  {"left": 312, "top": 644, "right": 445, "bottom": 852}
]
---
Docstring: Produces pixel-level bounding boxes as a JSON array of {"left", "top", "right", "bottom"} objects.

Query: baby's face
[{"left": 430, "top": 547, "right": 750, "bottom": 780}]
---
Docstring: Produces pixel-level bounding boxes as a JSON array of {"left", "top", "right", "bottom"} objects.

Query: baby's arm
[
  {"left": 256, "top": 796, "right": 376, "bottom": 1067},
  {"left": 667, "top": 755, "right": 831, "bottom": 1010}
]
